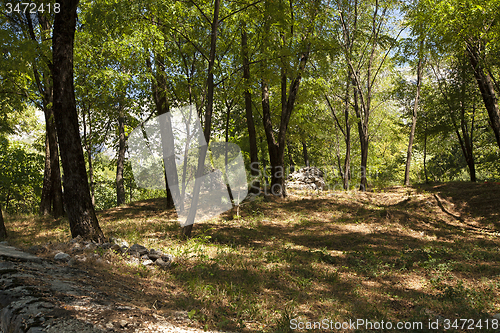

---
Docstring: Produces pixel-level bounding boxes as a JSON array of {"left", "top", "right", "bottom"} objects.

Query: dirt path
[{"left": 0, "top": 243, "right": 229, "bottom": 333}]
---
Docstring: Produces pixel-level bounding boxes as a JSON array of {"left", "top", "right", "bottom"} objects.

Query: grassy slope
[{"left": 5, "top": 182, "right": 500, "bottom": 332}]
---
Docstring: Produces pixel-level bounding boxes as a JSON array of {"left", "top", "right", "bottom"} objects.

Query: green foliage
[{"left": 0, "top": 138, "right": 44, "bottom": 214}]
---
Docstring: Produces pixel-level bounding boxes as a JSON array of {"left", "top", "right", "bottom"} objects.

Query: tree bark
[
  {"left": 27, "top": 13, "right": 64, "bottom": 218},
  {"left": 39, "top": 133, "right": 52, "bottom": 215},
  {"left": 467, "top": 44, "right": 500, "bottom": 151},
  {"left": 241, "top": 25, "right": 260, "bottom": 193},
  {"left": 0, "top": 204, "right": 6, "bottom": 240},
  {"left": 52, "top": 0, "right": 104, "bottom": 242},
  {"left": 302, "top": 141, "right": 309, "bottom": 167},
  {"left": 116, "top": 106, "right": 126, "bottom": 206},
  {"left": 148, "top": 53, "right": 175, "bottom": 209},
  {"left": 82, "top": 106, "right": 95, "bottom": 206},
  {"left": 423, "top": 119, "right": 428, "bottom": 183},
  {"left": 404, "top": 53, "right": 423, "bottom": 186}
]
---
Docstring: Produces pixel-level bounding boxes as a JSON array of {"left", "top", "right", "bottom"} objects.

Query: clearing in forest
[{"left": 5, "top": 182, "right": 500, "bottom": 332}]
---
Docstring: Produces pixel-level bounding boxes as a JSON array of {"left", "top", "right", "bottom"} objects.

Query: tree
[
  {"left": 408, "top": 0, "right": 500, "bottom": 151},
  {"left": 241, "top": 23, "right": 260, "bottom": 193},
  {"left": 259, "top": 0, "right": 320, "bottom": 197},
  {"left": 404, "top": 41, "right": 424, "bottom": 186},
  {"left": 52, "top": 0, "right": 105, "bottom": 242},
  {"left": 0, "top": 204, "right": 6, "bottom": 240}
]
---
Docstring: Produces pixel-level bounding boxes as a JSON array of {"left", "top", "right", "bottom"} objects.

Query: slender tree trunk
[
  {"left": 40, "top": 133, "right": 52, "bottom": 215},
  {"left": 0, "top": 204, "right": 6, "bottom": 240},
  {"left": 302, "top": 141, "right": 309, "bottom": 167},
  {"left": 28, "top": 12, "right": 63, "bottom": 218},
  {"left": 148, "top": 53, "right": 175, "bottom": 209},
  {"left": 404, "top": 54, "right": 423, "bottom": 186},
  {"left": 49, "top": 117, "right": 64, "bottom": 218},
  {"left": 224, "top": 101, "right": 235, "bottom": 205},
  {"left": 82, "top": 106, "right": 95, "bottom": 206},
  {"left": 52, "top": 0, "right": 104, "bottom": 242},
  {"left": 287, "top": 141, "right": 295, "bottom": 173},
  {"left": 423, "top": 119, "right": 429, "bottom": 183},
  {"left": 182, "top": 0, "right": 220, "bottom": 238},
  {"left": 467, "top": 44, "right": 500, "bottom": 151},
  {"left": 343, "top": 78, "right": 351, "bottom": 190},
  {"left": 116, "top": 106, "right": 126, "bottom": 206},
  {"left": 241, "top": 25, "right": 259, "bottom": 193}
]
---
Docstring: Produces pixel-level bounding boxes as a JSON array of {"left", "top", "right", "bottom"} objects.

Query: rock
[
  {"left": 84, "top": 243, "right": 97, "bottom": 251},
  {"left": 127, "top": 244, "right": 148, "bottom": 257},
  {"left": 117, "top": 239, "right": 129, "bottom": 248},
  {"left": 286, "top": 166, "right": 325, "bottom": 191},
  {"left": 99, "top": 243, "right": 112, "bottom": 250},
  {"left": 155, "top": 254, "right": 173, "bottom": 268},
  {"left": 70, "top": 243, "right": 83, "bottom": 254},
  {"left": 0, "top": 240, "right": 9, "bottom": 245},
  {"left": 492, "top": 313, "right": 500, "bottom": 320},
  {"left": 148, "top": 249, "right": 163, "bottom": 261},
  {"left": 70, "top": 235, "right": 83, "bottom": 244},
  {"left": 142, "top": 259, "right": 154, "bottom": 266},
  {"left": 141, "top": 254, "right": 149, "bottom": 260},
  {"left": 54, "top": 252, "right": 71, "bottom": 261},
  {"left": 110, "top": 244, "right": 122, "bottom": 252}
]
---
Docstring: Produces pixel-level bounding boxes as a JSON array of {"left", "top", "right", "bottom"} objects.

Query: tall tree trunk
[
  {"left": 287, "top": 141, "right": 295, "bottom": 173},
  {"left": 116, "top": 106, "right": 126, "bottom": 206},
  {"left": 39, "top": 133, "right": 52, "bottom": 215},
  {"left": 404, "top": 53, "right": 423, "bottom": 186},
  {"left": 261, "top": 50, "right": 310, "bottom": 197},
  {"left": 224, "top": 101, "right": 235, "bottom": 205},
  {"left": 27, "top": 13, "right": 63, "bottom": 218},
  {"left": 182, "top": 0, "right": 220, "bottom": 238},
  {"left": 0, "top": 204, "right": 6, "bottom": 240},
  {"left": 423, "top": 119, "right": 429, "bottom": 184},
  {"left": 302, "top": 141, "right": 309, "bottom": 167},
  {"left": 82, "top": 106, "right": 95, "bottom": 206},
  {"left": 241, "top": 25, "right": 260, "bottom": 193},
  {"left": 49, "top": 109, "right": 64, "bottom": 218},
  {"left": 343, "top": 77, "right": 351, "bottom": 190},
  {"left": 52, "top": 0, "right": 104, "bottom": 242},
  {"left": 148, "top": 53, "right": 176, "bottom": 209},
  {"left": 467, "top": 44, "right": 500, "bottom": 151}
]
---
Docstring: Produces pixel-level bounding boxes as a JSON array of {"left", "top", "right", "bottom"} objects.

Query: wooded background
[{"left": 1, "top": 0, "right": 500, "bottom": 238}]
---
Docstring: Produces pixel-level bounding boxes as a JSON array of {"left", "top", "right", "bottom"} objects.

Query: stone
[
  {"left": 70, "top": 235, "right": 83, "bottom": 244},
  {"left": 127, "top": 244, "right": 148, "bottom": 257},
  {"left": 141, "top": 254, "right": 149, "bottom": 260},
  {"left": 99, "top": 243, "right": 112, "bottom": 250},
  {"left": 116, "top": 239, "right": 129, "bottom": 248},
  {"left": 286, "top": 166, "right": 325, "bottom": 191},
  {"left": 492, "top": 313, "right": 500, "bottom": 320},
  {"left": 142, "top": 259, "right": 154, "bottom": 266},
  {"left": 84, "top": 243, "right": 97, "bottom": 251},
  {"left": 0, "top": 244, "right": 42, "bottom": 262},
  {"left": 148, "top": 249, "right": 163, "bottom": 261},
  {"left": 110, "top": 244, "right": 122, "bottom": 252},
  {"left": 155, "top": 254, "right": 173, "bottom": 268},
  {"left": 54, "top": 252, "right": 71, "bottom": 261}
]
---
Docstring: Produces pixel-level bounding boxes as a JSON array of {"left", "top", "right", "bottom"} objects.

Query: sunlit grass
[{"left": 3, "top": 182, "right": 500, "bottom": 332}]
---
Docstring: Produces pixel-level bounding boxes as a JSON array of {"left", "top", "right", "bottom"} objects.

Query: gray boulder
[{"left": 54, "top": 252, "right": 71, "bottom": 262}]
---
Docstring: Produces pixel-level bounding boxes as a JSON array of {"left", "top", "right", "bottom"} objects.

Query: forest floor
[{"left": 4, "top": 182, "right": 500, "bottom": 332}]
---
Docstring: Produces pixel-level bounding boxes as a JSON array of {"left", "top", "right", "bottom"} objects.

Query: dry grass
[{"left": 4, "top": 182, "right": 500, "bottom": 332}]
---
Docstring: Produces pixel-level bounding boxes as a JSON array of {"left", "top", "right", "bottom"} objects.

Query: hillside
[{"left": 3, "top": 182, "right": 500, "bottom": 332}]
